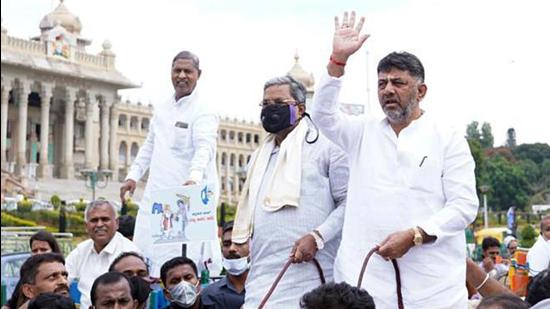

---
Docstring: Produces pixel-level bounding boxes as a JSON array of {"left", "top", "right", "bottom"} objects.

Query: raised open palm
[{"left": 332, "top": 11, "right": 369, "bottom": 60}]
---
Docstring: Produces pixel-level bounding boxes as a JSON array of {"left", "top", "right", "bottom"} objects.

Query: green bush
[
  {"left": 519, "top": 224, "right": 537, "bottom": 248},
  {"left": 50, "top": 194, "right": 61, "bottom": 210},
  {"left": 124, "top": 198, "right": 139, "bottom": 217},
  {"left": 74, "top": 198, "right": 87, "bottom": 212},
  {"left": 217, "top": 203, "right": 237, "bottom": 226},
  {"left": 17, "top": 197, "right": 33, "bottom": 213},
  {"left": 1, "top": 212, "right": 37, "bottom": 227},
  {"left": 9, "top": 210, "right": 86, "bottom": 236}
]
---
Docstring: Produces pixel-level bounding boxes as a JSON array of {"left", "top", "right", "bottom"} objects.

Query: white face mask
[
  {"left": 168, "top": 279, "right": 199, "bottom": 308},
  {"left": 222, "top": 256, "right": 249, "bottom": 276}
]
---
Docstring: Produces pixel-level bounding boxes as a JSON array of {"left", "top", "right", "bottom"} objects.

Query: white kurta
[
  {"left": 244, "top": 133, "right": 348, "bottom": 309},
  {"left": 527, "top": 235, "right": 550, "bottom": 276},
  {"left": 66, "top": 232, "right": 141, "bottom": 309},
  {"left": 311, "top": 72, "right": 479, "bottom": 309},
  {"left": 126, "top": 89, "right": 222, "bottom": 277}
]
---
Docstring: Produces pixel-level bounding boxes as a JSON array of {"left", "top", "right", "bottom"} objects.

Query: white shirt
[
  {"left": 65, "top": 232, "right": 141, "bottom": 309},
  {"left": 126, "top": 89, "right": 222, "bottom": 277},
  {"left": 527, "top": 235, "right": 550, "bottom": 276},
  {"left": 311, "top": 72, "right": 479, "bottom": 309}
]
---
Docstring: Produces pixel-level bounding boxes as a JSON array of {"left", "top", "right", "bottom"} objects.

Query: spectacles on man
[{"left": 259, "top": 99, "right": 298, "bottom": 107}]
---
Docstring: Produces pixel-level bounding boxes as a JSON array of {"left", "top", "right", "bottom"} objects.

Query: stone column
[
  {"left": 1, "top": 82, "right": 10, "bottom": 169},
  {"left": 109, "top": 102, "right": 119, "bottom": 180},
  {"left": 37, "top": 84, "right": 53, "bottom": 178},
  {"left": 60, "top": 88, "right": 76, "bottom": 179},
  {"left": 84, "top": 94, "right": 97, "bottom": 169},
  {"left": 15, "top": 81, "right": 29, "bottom": 176},
  {"left": 100, "top": 99, "right": 111, "bottom": 170}
]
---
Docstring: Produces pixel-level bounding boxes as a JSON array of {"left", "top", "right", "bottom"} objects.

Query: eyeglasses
[{"left": 259, "top": 99, "right": 298, "bottom": 107}]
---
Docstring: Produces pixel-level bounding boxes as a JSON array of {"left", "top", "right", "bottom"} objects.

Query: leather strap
[
  {"left": 258, "top": 258, "right": 326, "bottom": 309},
  {"left": 357, "top": 247, "right": 404, "bottom": 309}
]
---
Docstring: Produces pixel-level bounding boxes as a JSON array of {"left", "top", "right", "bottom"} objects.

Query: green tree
[
  {"left": 466, "top": 121, "right": 481, "bottom": 142},
  {"left": 480, "top": 122, "right": 494, "bottom": 149},
  {"left": 484, "top": 155, "right": 530, "bottom": 210},
  {"left": 518, "top": 159, "right": 540, "bottom": 184},
  {"left": 506, "top": 128, "right": 516, "bottom": 148},
  {"left": 513, "top": 143, "right": 550, "bottom": 165},
  {"left": 519, "top": 224, "right": 537, "bottom": 248},
  {"left": 467, "top": 138, "right": 486, "bottom": 198}
]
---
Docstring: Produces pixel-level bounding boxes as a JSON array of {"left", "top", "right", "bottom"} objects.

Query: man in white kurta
[
  {"left": 120, "top": 50, "right": 221, "bottom": 277},
  {"left": 527, "top": 215, "right": 550, "bottom": 277},
  {"left": 232, "top": 76, "right": 348, "bottom": 308},
  {"left": 311, "top": 12, "right": 479, "bottom": 308}
]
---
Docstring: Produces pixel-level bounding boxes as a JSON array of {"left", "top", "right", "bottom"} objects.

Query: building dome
[
  {"left": 39, "top": 0, "right": 82, "bottom": 34},
  {"left": 287, "top": 51, "right": 315, "bottom": 91}
]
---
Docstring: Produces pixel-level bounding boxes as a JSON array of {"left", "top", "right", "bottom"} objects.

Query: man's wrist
[
  {"left": 330, "top": 53, "right": 349, "bottom": 64},
  {"left": 309, "top": 230, "right": 325, "bottom": 250}
]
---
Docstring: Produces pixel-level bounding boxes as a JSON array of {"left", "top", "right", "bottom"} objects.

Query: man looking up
[
  {"left": 311, "top": 11, "right": 479, "bottom": 308},
  {"left": 120, "top": 50, "right": 221, "bottom": 277},
  {"left": 66, "top": 200, "right": 140, "bottom": 309},
  {"left": 18, "top": 253, "right": 70, "bottom": 309}
]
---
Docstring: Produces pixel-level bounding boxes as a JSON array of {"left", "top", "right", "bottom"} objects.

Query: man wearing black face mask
[{"left": 232, "top": 76, "right": 349, "bottom": 308}]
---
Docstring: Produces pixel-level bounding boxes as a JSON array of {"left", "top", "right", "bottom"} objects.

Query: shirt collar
[
  {"left": 172, "top": 89, "right": 197, "bottom": 106},
  {"left": 91, "top": 232, "right": 121, "bottom": 255}
]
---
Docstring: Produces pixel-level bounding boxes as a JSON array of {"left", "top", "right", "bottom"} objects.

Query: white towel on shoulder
[{"left": 232, "top": 121, "right": 307, "bottom": 244}]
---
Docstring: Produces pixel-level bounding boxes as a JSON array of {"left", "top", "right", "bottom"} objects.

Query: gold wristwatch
[{"left": 412, "top": 227, "right": 423, "bottom": 246}]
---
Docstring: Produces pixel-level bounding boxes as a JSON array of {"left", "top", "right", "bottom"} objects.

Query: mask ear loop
[{"left": 302, "top": 112, "right": 319, "bottom": 144}]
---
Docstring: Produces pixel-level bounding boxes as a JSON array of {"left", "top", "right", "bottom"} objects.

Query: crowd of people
[{"left": 3, "top": 10, "right": 549, "bottom": 309}]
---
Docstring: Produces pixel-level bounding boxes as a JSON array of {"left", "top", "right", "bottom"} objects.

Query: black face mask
[{"left": 261, "top": 104, "right": 298, "bottom": 133}]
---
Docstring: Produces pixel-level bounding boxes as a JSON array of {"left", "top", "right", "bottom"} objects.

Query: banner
[{"left": 148, "top": 184, "right": 217, "bottom": 244}]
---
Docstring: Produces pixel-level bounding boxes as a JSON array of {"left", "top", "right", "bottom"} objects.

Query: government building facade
[{"left": 1, "top": 1, "right": 322, "bottom": 206}]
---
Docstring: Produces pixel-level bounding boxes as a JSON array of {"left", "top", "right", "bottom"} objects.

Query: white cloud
[{"left": 2, "top": 0, "right": 549, "bottom": 144}]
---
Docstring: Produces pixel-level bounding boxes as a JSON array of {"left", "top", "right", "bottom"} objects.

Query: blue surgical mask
[
  {"left": 168, "top": 280, "right": 199, "bottom": 308},
  {"left": 222, "top": 256, "right": 249, "bottom": 276}
]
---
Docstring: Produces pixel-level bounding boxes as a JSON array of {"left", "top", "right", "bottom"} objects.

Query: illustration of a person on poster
[
  {"left": 176, "top": 195, "right": 190, "bottom": 240},
  {"left": 161, "top": 204, "right": 174, "bottom": 239}
]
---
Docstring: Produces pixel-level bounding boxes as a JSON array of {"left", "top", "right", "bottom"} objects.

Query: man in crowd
[
  {"left": 109, "top": 252, "right": 153, "bottom": 309},
  {"left": 300, "top": 282, "right": 375, "bottom": 309},
  {"left": 66, "top": 200, "right": 140, "bottom": 309},
  {"left": 527, "top": 215, "right": 550, "bottom": 277},
  {"left": 202, "top": 221, "right": 248, "bottom": 308},
  {"left": 311, "top": 11, "right": 479, "bottom": 308},
  {"left": 120, "top": 50, "right": 221, "bottom": 277},
  {"left": 90, "top": 272, "right": 137, "bottom": 309},
  {"left": 480, "top": 237, "right": 509, "bottom": 279},
  {"left": 27, "top": 293, "right": 76, "bottom": 309},
  {"left": 109, "top": 252, "right": 149, "bottom": 280},
  {"left": 19, "top": 253, "right": 70, "bottom": 309},
  {"left": 232, "top": 75, "right": 348, "bottom": 307},
  {"left": 161, "top": 257, "right": 204, "bottom": 309},
  {"left": 526, "top": 268, "right": 550, "bottom": 308},
  {"left": 503, "top": 235, "right": 518, "bottom": 258}
]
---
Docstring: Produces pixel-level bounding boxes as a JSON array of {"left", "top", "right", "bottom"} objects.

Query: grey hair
[
  {"left": 84, "top": 200, "right": 118, "bottom": 222},
  {"left": 172, "top": 50, "right": 200, "bottom": 70},
  {"left": 264, "top": 75, "right": 307, "bottom": 105}
]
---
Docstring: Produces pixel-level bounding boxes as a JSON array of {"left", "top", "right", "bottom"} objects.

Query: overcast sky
[{"left": 3, "top": 0, "right": 549, "bottom": 145}]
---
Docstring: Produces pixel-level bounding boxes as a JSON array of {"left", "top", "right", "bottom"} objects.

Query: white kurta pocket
[{"left": 171, "top": 127, "right": 189, "bottom": 153}]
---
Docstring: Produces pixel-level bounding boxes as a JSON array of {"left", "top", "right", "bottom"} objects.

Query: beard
[{"left": 383, "top": 98, "right": 419, "bottom": 124}]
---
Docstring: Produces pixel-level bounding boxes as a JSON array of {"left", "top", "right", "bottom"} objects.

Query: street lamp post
[
  {"left": 81, "top": 169, "right": 112, "bottom": 200},
  {"left": 480, "top": 185, "right": 490, "bottom": 229}
]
